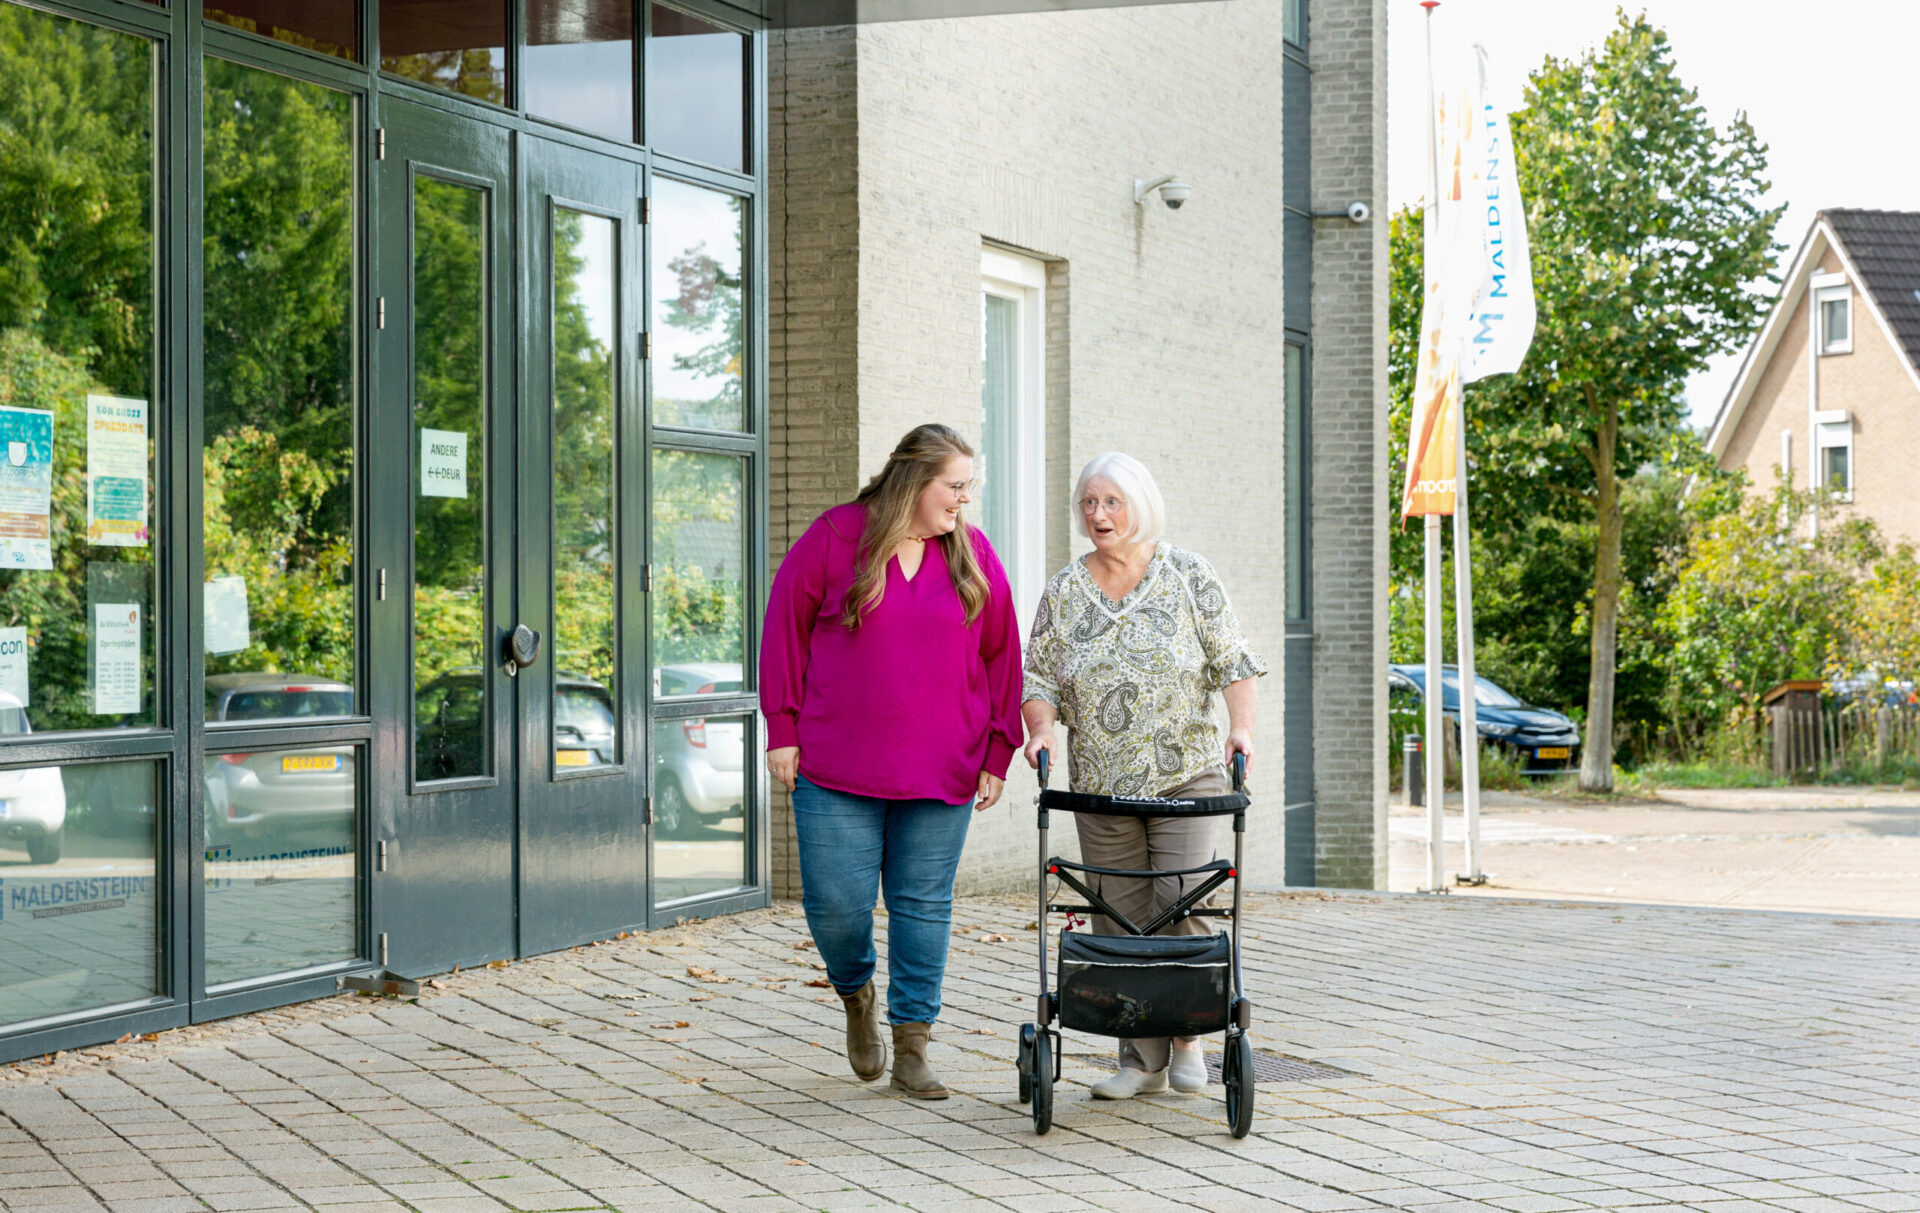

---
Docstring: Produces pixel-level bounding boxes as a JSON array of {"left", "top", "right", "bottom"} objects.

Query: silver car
[
  {"left": 653, "top": 663, "right": 745, "bottom": 838},
  {"left": 204, "top": 674, "right": 355, "bottom": 840},
  {"left": 0, "top": 692, "right": 66, "bottom": 865}
]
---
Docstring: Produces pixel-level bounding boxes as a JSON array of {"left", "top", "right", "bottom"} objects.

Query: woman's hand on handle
[
  {"left": 1023, "top": 730, "right": 1056, "bottom": 771},
  {"left": 975, "top": 770, "right": 1004, "bottom": 812},
  {"left": 1224, "top": 728, "right": 1253, "bottom": 775},
  {"left": 766, "top": 746, "right": 800, "bottom": 793}
]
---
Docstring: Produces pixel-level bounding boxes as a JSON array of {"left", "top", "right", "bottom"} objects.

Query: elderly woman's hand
[
  {"left": 1225, "top": 728, "right": 1253, "bottom": 774},
  {"left": 1023, "top": 730, "right": 1057, "bottom": 770}
]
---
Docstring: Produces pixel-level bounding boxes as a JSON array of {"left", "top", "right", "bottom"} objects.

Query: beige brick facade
[
  {"left": 1716, "top": 227, "right": 1920, "bottom": 546},
  {"left": 765, "top": 2, "right": 1388, "bottom": 896}
]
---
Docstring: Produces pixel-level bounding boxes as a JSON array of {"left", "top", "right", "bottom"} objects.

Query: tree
[{"left": 1394, "top": 14, "right": 1782, "bottom": 790}]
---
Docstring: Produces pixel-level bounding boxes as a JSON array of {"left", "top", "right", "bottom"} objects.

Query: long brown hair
[{"left": 840, "top": 424, "right": 992, "bottom": 629}]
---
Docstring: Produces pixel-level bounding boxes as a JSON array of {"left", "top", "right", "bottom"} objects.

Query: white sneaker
[
  {"left": 1168, "top": 1047, "right": 1208, "bottom": 1092},
  {"left": 1091, "top": 1066, "right": 1169, "bottom": 1100}
]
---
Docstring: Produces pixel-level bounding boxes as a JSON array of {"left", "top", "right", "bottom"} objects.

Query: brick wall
[
  {"left": 764, "top": 1, "right": 1388, "bottom": 896},
  {"left": 1305, "top": 0, "right": 1390, "bottom": 889}
]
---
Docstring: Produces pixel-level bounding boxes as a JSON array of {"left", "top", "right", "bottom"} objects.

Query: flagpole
[
  {"left": 1453, "top": 391, "right": 1486, "bottom": 885},
  {"left": 1420, "top": 0, "right": 1447, "bottom": 895}
]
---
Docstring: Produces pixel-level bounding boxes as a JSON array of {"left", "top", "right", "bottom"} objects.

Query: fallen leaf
[
  {"left": 808, "top": 1041, "right": 822, "bottom": 1048},
  {"left": 687, "top": 1076, "right": 708, "bottom": 1084},
  {"left": 453, "top": 963, "right": 461, "bottom": 974},
  {"left": 967, "top": 1027, "right": 996, "bottom": 1036},
  {"left": 803, "top": 978, "right": 832, "bottom": 988},
  {"left": 810, "top": 962, "right": 827, "bottom": 971},
  {"left": 688, "top": 994, "right": 714, "bottom": 1003},
  {"left": 114, "top": 1033, "right": 131, "bottom": 1044},
  {"left": 487, "top": 960, "right": 509, "bottom": 969},
  {"left": 616, "top": 931, "right": 630, "bottom": 940},
  {"left": 140, "top": 1033, "right": 160, "bottom": 1043},
  {"left": 625, "top": 1012, "right": 639, "bottom": 1017},
  {"left": 39, "top": 1054, "right": 55, "bottom": 1066},
  {"left": 426, "top": 979, "right": 447, "bottom": 990},
  {"left": 787, "top": 1159, "right": 809, "bottom": 1166},
  {"left": 686, "top": 966, "right": 733, "bottom": 984},
  {"left": 975, "top": 933, "right": 1014, "bottom": 944},
  {"left": 793, "top": 940, "right": 815, "bottom": 950},
  {"left": 1025, "top": 921, "right": 1039, "bottom": 930},
  {"left": 650, "top": 1021, "right": 692, "bottom": 1030}
]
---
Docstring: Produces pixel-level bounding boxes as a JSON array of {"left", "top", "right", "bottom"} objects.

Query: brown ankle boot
[
  {"left": 839, "top": 980, "right": 886, "bottom": 1081},
  {"left": 889, "top": 1022, "right": 949, "bottom": 1099}
]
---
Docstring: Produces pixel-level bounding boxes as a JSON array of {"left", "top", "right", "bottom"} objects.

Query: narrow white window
[
  {"left": 1816, "top": 281, "right": 1852, "bottom": 355},
  {"left": 981, "top": 247, "right": 1047, "bottom": 639},
  {"left": 1815, "top": 413, "right": 1853, "bottom": 500}
]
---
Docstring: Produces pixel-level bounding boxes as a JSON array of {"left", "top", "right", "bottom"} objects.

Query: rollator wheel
[
  {"left": 1031, "top": 1031, "right": 1053, "bottom": 1135},
  {"left": 1017, "top": 1024, "right": 1035, "bottom": 1104},
  {"left": 1223, "top": 1030, "right": 1255, "bottom": 1139}
]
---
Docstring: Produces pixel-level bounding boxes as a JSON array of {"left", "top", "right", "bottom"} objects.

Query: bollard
[{"left": 1403, "top": 734, "right": 1423, "bottom": 808}]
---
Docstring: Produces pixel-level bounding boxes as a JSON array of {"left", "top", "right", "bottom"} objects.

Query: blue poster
[{"left": 0, "top": 406, "right": 54, "bottom": 570}]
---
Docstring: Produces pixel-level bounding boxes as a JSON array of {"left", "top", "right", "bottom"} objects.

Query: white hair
[{"left": 1072, "top": 452, "right": 1167, "bottom": 546}]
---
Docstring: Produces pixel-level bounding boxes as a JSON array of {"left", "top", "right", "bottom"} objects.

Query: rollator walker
[{"left": 1016, "top": 751, "right": 1254, "bottom": 1137}]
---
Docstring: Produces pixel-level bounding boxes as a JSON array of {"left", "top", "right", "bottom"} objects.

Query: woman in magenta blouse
[{"left": 760, "top": 423, "right": 1023, "bottom": 1099}]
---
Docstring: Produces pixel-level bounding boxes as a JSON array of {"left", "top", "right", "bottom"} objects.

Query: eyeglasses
[
  {"left": 1078, "top": 496, "right": 1126, "bottom": 514},
  {"left": 944, "top": 478, "right": 978, "bottom": 497}
]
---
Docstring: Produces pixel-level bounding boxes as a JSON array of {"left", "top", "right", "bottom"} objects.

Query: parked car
[
  {"left": 204, "top": 674, "right": 355, "bottom": 840},
  {"left": 653, "top": 663, "right": 745, "bottom": 838},
  {"left": 413, "top": 668, "right": 616, "bottom": 779},
  {"left": 1389, "top": 663, "right": 1581, "bottom": 776},
  {"left": 0, "top": 691, "right": 66, "bottom": 865}
]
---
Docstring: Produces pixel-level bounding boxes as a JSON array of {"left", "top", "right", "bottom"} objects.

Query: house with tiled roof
[{"left": 1709, "top": 210, "right": 1920, "bottom": 540}]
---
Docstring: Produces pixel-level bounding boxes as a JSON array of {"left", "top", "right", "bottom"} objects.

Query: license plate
[
  {"left": 555, "top": 749, "right": 592, "bottom": 767},
  {"left": 281, "top": 754, "right": 339, "bottom": 774},
  {"left": 1537, "top": 747, "right": 1571, "bottom": 760}
]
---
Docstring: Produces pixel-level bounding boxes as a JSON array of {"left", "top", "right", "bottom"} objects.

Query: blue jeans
[{"left": 792, "top": 775, "right": 974, "bottom": 1026}]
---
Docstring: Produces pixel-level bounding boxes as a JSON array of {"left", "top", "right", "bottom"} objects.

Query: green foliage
[
  {"left": 1390, "top": 14, "right": 1782, "bottom": 787},
  {"left": 651, "top": 449, "right": 743, "bottom": 669}
]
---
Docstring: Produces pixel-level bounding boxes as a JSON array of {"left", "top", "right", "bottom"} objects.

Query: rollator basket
[{"left": 1056, "top": 930, "right": 1231, "bottom": 1039}]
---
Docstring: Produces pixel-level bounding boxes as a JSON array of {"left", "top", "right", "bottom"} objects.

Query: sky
[{"left": 1385, "top": 0, "right": 1920, "bottom": 427}]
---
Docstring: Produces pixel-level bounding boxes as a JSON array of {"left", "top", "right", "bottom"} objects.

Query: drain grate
[{"left": 1084, "top": 1048, "right": 1359, "bottom": 1084}]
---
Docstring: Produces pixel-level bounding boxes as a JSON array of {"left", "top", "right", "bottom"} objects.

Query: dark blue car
[{"left": 1389, "top": 663, "right": 1581, "bottom": 776}]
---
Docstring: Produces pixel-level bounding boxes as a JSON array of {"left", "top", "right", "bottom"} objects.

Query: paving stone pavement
[{"left": 3, "top": 891, "right": 1919, "bottom": 1212}]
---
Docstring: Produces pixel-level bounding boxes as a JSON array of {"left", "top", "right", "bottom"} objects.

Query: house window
[
  {"left": 1817, "top": 283, "right": 1852, "bottom": 355},
  {"left": 981, "top": 248, "right": 1047, "bottom": 639},
  {"left": 1815, "top": 415, "right": 1853, "bottom": 499}
]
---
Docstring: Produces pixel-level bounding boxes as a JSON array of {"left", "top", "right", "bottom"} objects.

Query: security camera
[
  {"left": 1346, "top": 200, "right": 1371, "bottom": 224},
  {"left": 1133, "top": 175, "right": 1191, "bottom": 210}
]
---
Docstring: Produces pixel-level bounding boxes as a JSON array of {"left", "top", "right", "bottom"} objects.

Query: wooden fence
[{"left": 1768, "top": 700, "right": 1920, "bottom": 777}]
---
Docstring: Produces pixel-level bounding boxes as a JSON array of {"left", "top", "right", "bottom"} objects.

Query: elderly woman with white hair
[{"left": 1021, "top": 452, "right": 1265, "bottom": 1100}]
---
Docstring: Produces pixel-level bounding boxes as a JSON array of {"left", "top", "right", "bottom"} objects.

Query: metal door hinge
[
  {"left": 642, "top": 196, "right": 650, "bottom": 224},
  {"left": 643, "top": 795, "right": 653, "bottom": 825},
  {"left": 641, "top": 331, "right": 650, "bottom": 360},
  {"left": 379, "top": 933, "right": 389, "bottom": 965},
  {"left": 377, "top": 297, "right": 386, "bottom": 330},
  {"left": 376, "top": 568, "right": 387, "bottom": 601},
  {"left": 376, "top": 839, "right": 388, "bottom": 871},
  {"left": 376, "top": 127, "right": 386, "bottom": 161},
  {"left": 641, "top": 563, "right": 653, "bottom": 592}
]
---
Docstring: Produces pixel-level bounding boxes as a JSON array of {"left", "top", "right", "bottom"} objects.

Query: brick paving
[{"left": 3, "top": 891, "right": 1918, "bottom": 1211}]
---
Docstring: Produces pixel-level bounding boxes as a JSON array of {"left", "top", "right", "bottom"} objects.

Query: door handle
[{"left": 502, "top": 624, "right": 542, "bottom": 677}]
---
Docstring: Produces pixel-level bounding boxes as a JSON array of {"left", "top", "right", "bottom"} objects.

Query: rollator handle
[
  {"left": 1231, "top": 752, "right": 1246, "bottom": 793},
  {"left": 1038, "top": 750, "right": 1051, "bottom": 789}
]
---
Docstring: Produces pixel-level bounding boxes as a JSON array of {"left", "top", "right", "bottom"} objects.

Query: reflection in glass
[
  {"left": 0, "top": 8, "right": 157, "bottom": 733},
  {"left": 526, "top": 0, "right": 635, "bottom": 142},
  {"left": 411, "top": 178, "right": 489, "bottom": 782},
  {"left": 204, "top": 0, "right": 358, "bottom": 61},
  {"left": 204, "top": 60, "right": 356, "bottom": 719},
  {"left": 652, "top": 715, "right": 747, "bottom": 902},
  {"left": 646, "top": 4, "right": 747, "bottom": 171},
  {"left": 380, "top": 0, "right": 507, "bottom": 106},
  {"left": 652, "top": 181, "right": 744, "bottom": 430},
  {"left": 1284, "top": 344, "right": 1305, "bottom": 619},
  {"left": 204, "top": 747, "right": 357, "bottom": 987},
  {"left": 551, "top": 209, "right": 619, "bottom": 769},
  {"left": 651, "top": 451, "right": 742, "bottom": 683},
  {"left": 0, "top": 761, "right": 158, "bottom": 1030},
  {"left": 980, "top": 292, "right": 1017, "bottom": 564}
]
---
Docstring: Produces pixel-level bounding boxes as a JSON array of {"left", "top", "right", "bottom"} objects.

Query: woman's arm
[
  {"left": 1223, "top": 676, "right": 1257, "bottom": 772},
  {"left": 1022, "top": 699, "right": 1059, "bottom": 769},
  {"left": 972, "top": 532, "right": 1023, "bottom": 811},
  {"left": 760, "top": 516, "right": 832, "bottom": 791}
]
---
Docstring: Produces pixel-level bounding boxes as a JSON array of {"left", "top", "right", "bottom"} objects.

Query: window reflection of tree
[{"left": 550, "top": 209, "right": 617, "bottom": 695}]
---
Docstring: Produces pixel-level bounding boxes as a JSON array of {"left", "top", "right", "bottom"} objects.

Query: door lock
[{"left": 502, "top": 624, "right": 542, "bottom": 677}]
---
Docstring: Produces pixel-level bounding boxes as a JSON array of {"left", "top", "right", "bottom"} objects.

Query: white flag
[{"left": 1463, "top": 48, "right": 1536, "bottom": 384}]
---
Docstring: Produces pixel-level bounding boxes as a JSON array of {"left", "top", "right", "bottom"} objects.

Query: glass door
[
  {"left": 373, "top": 100, "right": 517, "bottom": 974},
  {"left": 516, "top": 137, "right": 648, "bottom": 952}
]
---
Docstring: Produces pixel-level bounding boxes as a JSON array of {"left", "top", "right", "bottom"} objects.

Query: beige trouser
[{"left": 1071, "top": 767, "right": 1231, "bottom": 1073}]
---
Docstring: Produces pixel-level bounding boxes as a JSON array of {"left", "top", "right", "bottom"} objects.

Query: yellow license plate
[
  {"left": 281, "top": 754, "right": 339, "bottom": 773},
  {"left": 1537, "top": 747, "right": 1571, "bottom": 760},
  {"left": 555, "top": 749, "right": 592, "bottom": 767}
]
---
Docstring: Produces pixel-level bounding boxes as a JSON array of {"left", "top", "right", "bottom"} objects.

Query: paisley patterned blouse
[{"left": 1023, "top": 544, "right": 1266, "bottom": 797}]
